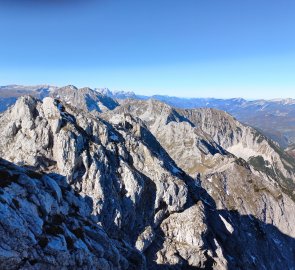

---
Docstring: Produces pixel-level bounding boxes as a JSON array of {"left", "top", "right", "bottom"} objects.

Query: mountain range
[
  {"left": 0, "top": 85, "right": 295, "bottom": 269},
  {"left": 100, "top": 90, "right": 295, "bottom": 149},
  {"left": 1, "top": 85, "right": 295, "bottom": 149}
]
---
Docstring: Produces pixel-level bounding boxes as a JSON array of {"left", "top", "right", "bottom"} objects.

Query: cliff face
[
  {"left": 104, "top": 98, "right": 295, "bottom": 266},
  {"left": 110, "top": 99, "right": 295, "bottom": 193},
  {"left": 0, "top": 95, "right": 295, "bottom": 269},
  {"left": 0, "top": 158, "right": 144, "bottom": 270}
]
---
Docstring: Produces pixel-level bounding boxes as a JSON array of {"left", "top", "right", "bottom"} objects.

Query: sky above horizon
[{"left": 0, "top": 0, "right": 295, "bottom": 99}]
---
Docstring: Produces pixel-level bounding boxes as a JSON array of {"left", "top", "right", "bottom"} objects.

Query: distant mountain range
[{"left": 1, "top": 85, "right": 295, "bottom": 148}]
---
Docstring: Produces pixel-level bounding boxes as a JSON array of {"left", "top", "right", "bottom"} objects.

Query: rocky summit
[{"left": 0, "top": 89, "right": 295, "bottom": 269}]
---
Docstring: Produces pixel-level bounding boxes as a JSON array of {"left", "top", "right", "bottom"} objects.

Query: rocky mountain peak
[
  {"left": 0, "top": 95, "right": 295, "bottom": 269},
  {"left": 50, "top": 86, "right": 119, "bottom": 113}
]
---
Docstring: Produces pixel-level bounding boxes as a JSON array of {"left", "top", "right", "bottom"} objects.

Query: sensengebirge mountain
[{"left": 0, "top": 86, "right": 295, "bottom": 269}]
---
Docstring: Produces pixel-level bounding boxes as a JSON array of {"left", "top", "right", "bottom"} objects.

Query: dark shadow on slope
[
  {"left": 75, "top": 113, "right": 295, "bottom": 270},
  {"left": 96, "top": 146, "right": 158, "bottom": 247},
  {"left": 166, "top": 109, "right": 196, "bottom": 127},
  {"left": 2, "top": 155, "right": 295, "bottom": 270},
  {"left": 144, "top": 182, "right": 295, "bottom": 270},
  {"left": 0, "top": 158, "right": 145, "bottom": 270}
]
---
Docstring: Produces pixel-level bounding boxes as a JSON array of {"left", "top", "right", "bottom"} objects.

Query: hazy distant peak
[
  {"left": 95, "top": 88, "right": 137, "bottom": 99},
  {"left": 95, "top": 88, "right": 112, "bottom": 95},
  {"left": 229, "top": 97, "right": 247, "bottom": 103},
  {"left": 0, "top": 84, "right": 56, "bottom": 91},
  {"left": 269, "top": 98, "right": 295, "bottom": 105}
]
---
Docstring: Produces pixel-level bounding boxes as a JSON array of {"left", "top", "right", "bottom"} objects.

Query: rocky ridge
[
  {"left": 108, "top": 99, "right": 295, "bottom": 183},
  {"left": 1, "top": 84, "right": 295, "bottom": 149},
  {"left": 0, "top": 158, "right": 144, "bottom": 270},
  {"left": 0, "top": 94, "right": 294, "bottom": 269},
  {"left": 104, "top": 98, "right": 295, "bottom": 242},
  {"left": 111, "top": 94, "right": 295, "bottom": 148}
]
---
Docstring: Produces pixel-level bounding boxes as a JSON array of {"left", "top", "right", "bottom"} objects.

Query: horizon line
[{"left": 1, "top": 83, "right": 294, "bottom": 101}]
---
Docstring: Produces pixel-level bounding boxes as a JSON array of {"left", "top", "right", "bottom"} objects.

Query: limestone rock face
[
  {"left": 105, "top": 99, "right": 229, "bottom": 177},
  {"left": 111, "top": 99, "right": 295, "bottom": 184},
  {"left": 103, "top": 98, "right": 295, "bottom": 268},
  {"left": 50, "top": 85, "right": 119, "bottom": 113},
  {"left": 153, "top": 203, "right": 219, "bottom": 269},
  {"left": 0, "top": 158, "right": 144, "bottom": 270},
  {"left": 0, "top": 97, "right": 189, "bottom": 236},
  {"left": 0, "top": 96, "right": 295, "bottom": 269},
  {"left": 180, "top": 107, "right": 295, "bottom": 181},
  {"left": 0, "top": 97, "right": 197, "bottom": 268}
]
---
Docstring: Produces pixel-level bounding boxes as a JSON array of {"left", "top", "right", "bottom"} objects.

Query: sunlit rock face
[
  {"left": 0, "top": 95, "right": 295, "bottom": 269},
  {"left": 50, "top": 86, "right": 119, "bottom": 113}
]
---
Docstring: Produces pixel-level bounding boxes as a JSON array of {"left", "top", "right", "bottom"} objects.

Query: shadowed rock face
[
  {"left": 108, "top": 98, "right": 295, "bottom": 218},
  {"left": 0, "top": 158, "right": 144, "bottom": 270},
  {"left": 0, "top": 96, "right": 295, "bottom": 269},
  {"left": 103, "top": 98, "right": 295, "bottom": 266}
]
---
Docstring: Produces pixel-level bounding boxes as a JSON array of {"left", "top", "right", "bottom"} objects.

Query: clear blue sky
[{"left": 0, "top": 0, "right": 295, "bottom": 99}]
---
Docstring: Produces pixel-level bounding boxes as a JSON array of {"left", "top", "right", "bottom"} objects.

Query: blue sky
[{"left": 0, "top": 0, "right": 295, "bottom": 98}]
